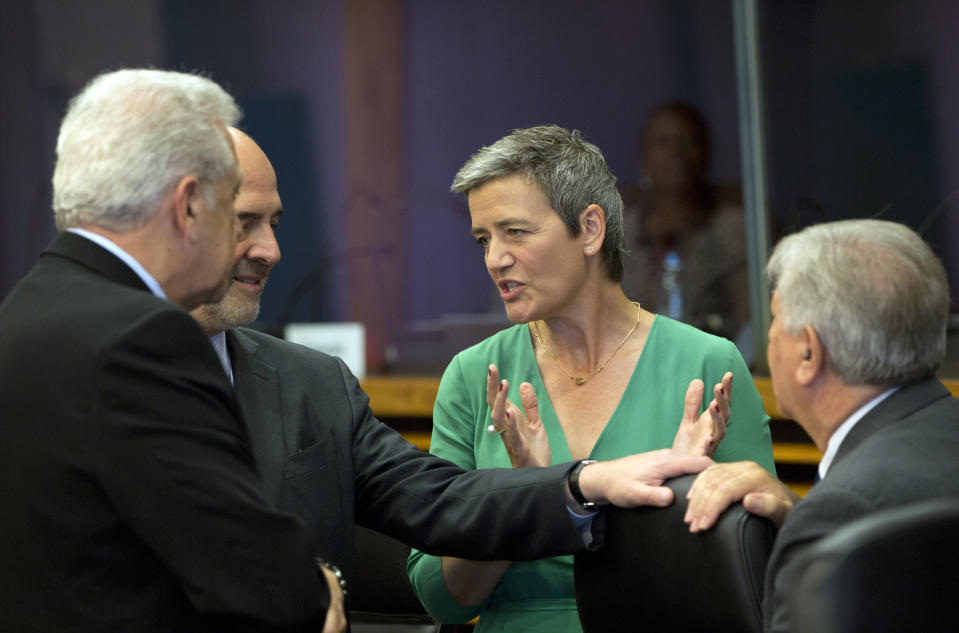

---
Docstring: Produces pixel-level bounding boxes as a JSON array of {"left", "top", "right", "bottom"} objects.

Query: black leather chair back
[
  {"left": 350, "top": 526, "right": 440, "bottom": 633},
  {"left": 791, "top": 498, "right": 959, "bottom": 633},
  {"left": 574, "top": 473, "right": 774, "bottom": 633}
]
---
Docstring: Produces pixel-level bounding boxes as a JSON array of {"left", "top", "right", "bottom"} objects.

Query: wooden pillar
[{"left": 343, "top": 0, "right": 407, "bottom": 372}]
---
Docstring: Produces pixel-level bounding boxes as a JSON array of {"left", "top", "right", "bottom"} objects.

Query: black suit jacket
[
  {"left": 763, "top": 377, "right": 959, "bottom": 632},
  {"left": 227, "top": 327, "right": 589, "bottom": 583},
  {"left": 0, "top": 233, "right": 328, "bottom": 633}
]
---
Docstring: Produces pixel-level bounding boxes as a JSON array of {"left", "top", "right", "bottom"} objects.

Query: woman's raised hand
[
  {"left": 672, "top": 371, "right": 732, "bottom": 457},
  {"left": 486, "top": 364, "right": 551, "bottom": 468}
]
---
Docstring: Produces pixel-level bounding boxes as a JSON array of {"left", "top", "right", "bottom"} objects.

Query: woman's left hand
[
  {"left": 672, "top": 371, "right": 732, "bottom": 457},
  {"left": 486, "top": 364, "right": 551, "bottom": 468}
]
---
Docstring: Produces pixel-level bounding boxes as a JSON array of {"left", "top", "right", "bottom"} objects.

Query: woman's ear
[{"left": 581, "top": 204, "right": 606, "bottom": 255}]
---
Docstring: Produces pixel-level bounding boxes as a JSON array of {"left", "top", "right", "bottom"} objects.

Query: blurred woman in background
[{"left": 621, "top": 101, "right": 753, "bottom": 362}]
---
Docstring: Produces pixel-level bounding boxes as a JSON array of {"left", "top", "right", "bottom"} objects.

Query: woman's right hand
[{"left": 486, "top": 364, "right": 551, "bottom": 468}]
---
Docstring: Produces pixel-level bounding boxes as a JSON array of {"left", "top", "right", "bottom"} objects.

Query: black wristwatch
[
  {"left": 317, "top": 557, "right": 348, "bottom": 599},
  {"left": 567, "top": 459, "right": 598, "bottom": 511}
]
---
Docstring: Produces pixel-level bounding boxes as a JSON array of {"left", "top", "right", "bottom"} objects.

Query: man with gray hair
[
  {"left": 683, "top": 218, "right": 959, "bottom": 632},
  {"left": 0, "top": 69, "right": 342, "bottom": 632}
]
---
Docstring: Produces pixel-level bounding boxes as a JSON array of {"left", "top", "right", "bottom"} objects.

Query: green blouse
[{"left": 407, "top": 316, "right": 775, "bottom": 633}]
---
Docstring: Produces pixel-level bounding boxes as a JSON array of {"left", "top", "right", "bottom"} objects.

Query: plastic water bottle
[{"left": 662, "top": 251, "right": 683, "bottom": 320}]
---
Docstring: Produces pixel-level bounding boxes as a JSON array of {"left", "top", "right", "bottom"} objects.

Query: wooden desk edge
[{"left": 361, "top": 375, "right": 959, "bottom": 419}]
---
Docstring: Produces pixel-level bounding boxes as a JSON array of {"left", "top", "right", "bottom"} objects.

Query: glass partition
[{"left": 752, "top": 0, "right": 959, "bottom": 373}]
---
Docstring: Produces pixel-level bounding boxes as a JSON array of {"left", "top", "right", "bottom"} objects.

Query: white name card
[{"left": 283, "top": 322, "right": 366, "bottom": 379}]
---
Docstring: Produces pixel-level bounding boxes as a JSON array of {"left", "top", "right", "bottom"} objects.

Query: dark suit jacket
[
  {"left": 763, "top": 377, "right": 959, "bottom": 632},
  {"left": 227, "top": 327, "right": 589, "bottom": 583},
  {"left": 0, "top": 233, "right": 328, "bottom": 633}
]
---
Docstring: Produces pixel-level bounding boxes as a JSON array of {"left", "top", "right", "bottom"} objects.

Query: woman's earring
[{"left": 586, "top": 246, "right": 594, "bottom": 254}]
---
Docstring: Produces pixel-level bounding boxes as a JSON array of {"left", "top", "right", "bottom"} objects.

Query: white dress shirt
[
  {"left": 818, "top": 387, "right": 899, "bottom": 479},
  {"left": 67, "top": 228, "right": 166, "bottom": 299}
]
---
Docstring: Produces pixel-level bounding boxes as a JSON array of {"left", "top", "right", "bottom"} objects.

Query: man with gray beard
[{"left": 190, "top": 129, "right": 719, "bottom": 609}]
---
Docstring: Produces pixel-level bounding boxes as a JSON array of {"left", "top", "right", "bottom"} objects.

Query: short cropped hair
[
  {"left": 53, "top": 68, "right": 241, "bottom": 232},
  {"left": 451, "top": 125, "right": 625, "bottom": 282},
  {"left": 767, "top": 219, "right": 949, "bottom": 387}
]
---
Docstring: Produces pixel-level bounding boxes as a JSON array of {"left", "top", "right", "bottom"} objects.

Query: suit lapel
[
  {"left": 833, "top": 377, "right": 951, "bottom": 467},
  {"left": 228, "top": 329, "right": 286, "bottom": 508}
]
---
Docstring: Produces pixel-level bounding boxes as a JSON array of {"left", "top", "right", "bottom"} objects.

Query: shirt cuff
[{"left": 567, "top": 505, "right": 599, "bottom": 547}]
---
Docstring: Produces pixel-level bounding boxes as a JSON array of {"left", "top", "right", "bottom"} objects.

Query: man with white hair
[
  {"left": 683, "top": 218, "right": 959, "bottom": 632},
  {"left": 0, "top": 69, "right": 343, "bottom": 632}
]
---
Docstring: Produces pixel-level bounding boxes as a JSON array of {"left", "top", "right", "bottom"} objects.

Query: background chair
[
  {"left": 574, "top": 473, "right": 774, "bottom": 633},
  {"left": 349, "top": 526, "right": 440, "bottom": 633},
  {"left": 790, "top": 497, "right": 959, "bottom": 633}
]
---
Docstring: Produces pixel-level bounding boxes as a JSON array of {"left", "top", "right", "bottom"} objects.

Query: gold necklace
[{"left": 532, "top": 302, "right": 641, "bottom": 386}]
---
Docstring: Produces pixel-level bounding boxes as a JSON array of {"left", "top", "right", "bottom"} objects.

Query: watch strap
[{"left": 568, "top": 459, "right": 598, "bottom": 510}]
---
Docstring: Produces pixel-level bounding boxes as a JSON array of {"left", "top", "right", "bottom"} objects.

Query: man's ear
[
  {"left": 172, "top": 175, "right": 202, "bottom": 241},
  {"left": 580, "top": 204, "right": 607, "bottom": 256},
  {"left": 796, "top": 324, "right": 824, "bottom": 385}
]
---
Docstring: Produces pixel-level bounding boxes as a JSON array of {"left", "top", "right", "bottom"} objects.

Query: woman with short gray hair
[{"left": 408, "top": 125, "right": 776, "bottom": 633}]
